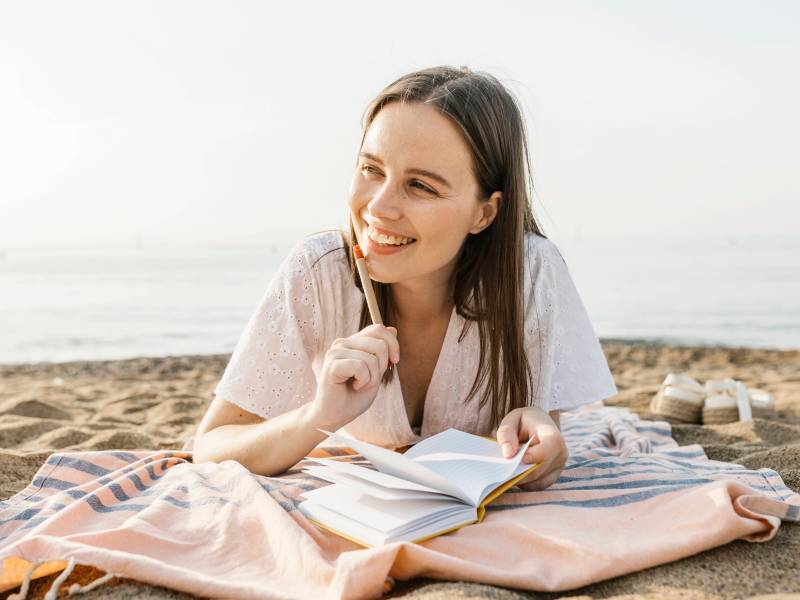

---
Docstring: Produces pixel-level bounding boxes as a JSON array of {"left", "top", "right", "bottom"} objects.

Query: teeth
[{"left": 368, "top": 229, "right": 415, "bottom": 246}]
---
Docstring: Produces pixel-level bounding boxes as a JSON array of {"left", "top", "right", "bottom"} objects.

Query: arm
[
  {"left": 194, "top": 325, "right": 400, "bottom": 477},
  {"left": 194, "top": 239, "right": 336, "bottom": 477},
  {"left": 192, "top": 396, "right": 335, "bottom": 477}
]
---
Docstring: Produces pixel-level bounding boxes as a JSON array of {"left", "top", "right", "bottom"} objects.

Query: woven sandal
[
  {"left": 649, "top": 373, "right": 706, "bottom": 424},
  {"left": 702, "top": 378, "right": 776, "bottom": 425}
]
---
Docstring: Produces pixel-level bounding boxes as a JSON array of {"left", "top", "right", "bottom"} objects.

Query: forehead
[{"left": 362, "top": 102, "right": 473, "bottom": 176}]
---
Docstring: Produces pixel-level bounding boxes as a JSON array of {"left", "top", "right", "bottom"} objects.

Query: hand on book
[{"left": 495, "top": 407, "right": 568, "bottom": 491}]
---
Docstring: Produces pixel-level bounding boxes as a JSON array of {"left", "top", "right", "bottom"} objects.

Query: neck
[{"left": 390, "top": 269, "right": 455, "bottom": 325}]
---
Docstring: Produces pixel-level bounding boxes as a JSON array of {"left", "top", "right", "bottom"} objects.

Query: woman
[{"left": 193, "top": 65, "right": 617, "bottom": 491}]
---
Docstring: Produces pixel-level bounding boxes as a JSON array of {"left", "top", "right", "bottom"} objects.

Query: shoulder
[
  {"left": 524, "top": 232, "right": 555, "bottom": 252},
  {"left": 523, "top": 232, "right": 564, "bottom": 273},
  {"left": 284, "top": 229, "right": 350, "bottom": 274},
  {"left": 522, "top": 232, "right": 574, "bottom": 312}
]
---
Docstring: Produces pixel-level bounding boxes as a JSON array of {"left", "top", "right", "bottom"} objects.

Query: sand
[{"left": 1, "top": 342, "right": 799, "bottom": 599}]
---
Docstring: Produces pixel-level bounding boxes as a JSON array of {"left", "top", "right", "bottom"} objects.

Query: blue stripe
[
  {"left": 564, "top": 457, "right": 744, "bottom": 473},
  {"left": 556, "top": 468, "right": 688, "bottom": 483},
  {"left": 658, "top": 449, "right": 707, "bottom": 458},
  {"left": 0, "top": 507, "right": 42, "bottom": 526},
  {"left": 108, "top": 482, "right": 133, "bottom": 502},
  {"left": 57, "top": 456, "right": 114, "bottom": 477},
  {"left": 635, "top": 424, "right": 672, "bottom": 433},
  {"left": 109, "top": 451, "right": 140, "bottom": 463},
  {"left": 556, "top": 479, "right": 779, "bottom": 494},
  {"left": 562, "top": 422, "right": 606, "bottom": 432},
  {"left": 83, "top": 494, "right": 151, "bottom": 513},
  {"left": 160, "top": 495, "right": 190, "bottom": 509},
  {"left": 489, "top": 484, "right": 691, "bottom": 509},
  {"left": 574, "top": 444, "right": 700, "bottom": 457},
  {"left": 554, "top": 477, "right": 714, "bottom": 491},
  {"left": 555, "top": 469, "right": 778, "bottom": 491},
  {"left": 127, "top": 472, "right": 149, "bottom": 492},
  {"left": 567, "top": 447, "right": 706, "bottom": 461},
  {"left": 17, "top": 517, "right": 47, "bottom": 532},
  {"left": 31, "top": 476, "right": 76, "bottom": 491},
  {"left": 0, "top": 502, "right": 70, "bottom": 529}
]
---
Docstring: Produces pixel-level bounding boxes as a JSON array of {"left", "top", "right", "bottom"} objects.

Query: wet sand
[{"left": 1, "top": 342, "right": 799, "bottom": 599}]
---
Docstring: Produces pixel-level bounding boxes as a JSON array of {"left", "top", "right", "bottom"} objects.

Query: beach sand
[{"left": 1, "top": 342, "right": 799, "bottom": 599}]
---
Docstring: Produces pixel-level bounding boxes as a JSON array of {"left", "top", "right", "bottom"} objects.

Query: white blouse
[{"left": 213, "top": 230, "right": 617, "bottom": 449}]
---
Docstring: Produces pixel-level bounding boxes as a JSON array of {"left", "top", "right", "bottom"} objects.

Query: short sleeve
[
  {"left": 524, "top": 236, "right": 618, "bottom": 412},
  {"left": 213, "top": 238, "right": 324, "bottom": 421}
]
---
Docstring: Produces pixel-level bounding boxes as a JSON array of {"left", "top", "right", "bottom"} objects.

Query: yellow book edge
[{"left": 305, "top": 461, "right": 541, "bottom": 548}]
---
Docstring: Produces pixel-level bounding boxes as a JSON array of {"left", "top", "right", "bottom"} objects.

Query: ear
[{"left": 469, "top": 191, "right": 502, "bottom": 234}]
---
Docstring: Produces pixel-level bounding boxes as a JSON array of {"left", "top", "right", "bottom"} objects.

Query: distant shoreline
[{"left": 1, "top": 338, "right": 798, "bottom": 369}]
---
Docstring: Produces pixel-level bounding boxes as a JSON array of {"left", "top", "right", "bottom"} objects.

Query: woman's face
[{"left": 348, "top": 101, "right": 498, "bottom": 285}]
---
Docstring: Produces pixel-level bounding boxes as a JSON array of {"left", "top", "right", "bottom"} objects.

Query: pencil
[{"left": 353, "top": 244, "right": 383, "bottom": 325}]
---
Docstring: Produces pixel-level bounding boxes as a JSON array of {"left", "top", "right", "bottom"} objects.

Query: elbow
[{"left": 190, "top": 432, "right": 216, "bottom": 465}]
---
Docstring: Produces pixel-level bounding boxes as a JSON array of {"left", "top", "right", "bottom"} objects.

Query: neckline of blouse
[{"left": 391, "top": 303, "right": 459, "bottom": 446}]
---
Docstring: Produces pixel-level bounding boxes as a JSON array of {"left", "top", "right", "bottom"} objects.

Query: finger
[
  {"left": 522, "top": 443, "right": 547, "bottom": 465},
  {"left": 496, "top": 410, "right": 522, "bottom": 458},
  {"left": 523, "top": 432, "right": 568, "bottom": 465},
  {"left": 520, "top": 469, "right": 560, "bottom": 491},
  {"left": 360, "top": 324, "right": 400, "bottom": 364},
  {"left": 386, "top": 326, "right": 400, "bottom": 363},
  {"left": 330, "top": 358, "right": 371, "bottom": 391},
  {"left": 517, "top": 462, "right": 546, "bottom": 485},
  {"left": 516, "top": 410, "right": 548, "bottom": 445},
  {"left": 338, "top": 335, "right": 390, "bottom": 372},
  {"left": 330, "top": 348, "right": 380, "bottom": 389}
]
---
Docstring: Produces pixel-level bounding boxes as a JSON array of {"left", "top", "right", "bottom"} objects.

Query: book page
[
  {"left": 302, "top": 465, "right": 455, "bottom": 502},
  {"left": 298, "top": 496, "right": 477, "bottom": 547},
  {"left": 305, "top": 457, "right": 446, "bottom": 495},
  {"left": 403, "top": 428, "right": 534, "bottom": 505},
  {"left": 319, "top": 429, "right": 474, "bottom": 503},
  {"left": 301, "top": 481, "right": 470, "bottom": 535}
]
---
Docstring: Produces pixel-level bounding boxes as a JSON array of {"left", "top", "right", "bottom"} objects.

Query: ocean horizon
[{"left": 1, "top": 234, "right": 797, "bottom": 365}]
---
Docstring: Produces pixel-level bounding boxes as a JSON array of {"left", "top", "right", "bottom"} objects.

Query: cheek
[
  {"left": 414, "top": 206, "right": 472, "bottom": 259},
  {"left": 347, "top": 177, "right": 367, "bottom": 211},
  {"left": 416, "top": 204, "right": 471, "bottom": 242}
]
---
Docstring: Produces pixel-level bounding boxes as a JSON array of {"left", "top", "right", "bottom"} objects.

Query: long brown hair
[{"left": 344, "top": 65, "right": 548, "bottom": 430}]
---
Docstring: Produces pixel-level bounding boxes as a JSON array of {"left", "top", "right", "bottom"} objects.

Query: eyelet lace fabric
[{"left": 213, "top": 230, "right": 617, "bottom": 449}]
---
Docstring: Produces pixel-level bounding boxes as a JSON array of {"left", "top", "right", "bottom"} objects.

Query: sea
[{"left": 1, "top": 235, "right": 798, "bottom": 365}]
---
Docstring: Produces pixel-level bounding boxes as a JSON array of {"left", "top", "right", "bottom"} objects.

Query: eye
[
  {"left": 360, "top": 165, "right": 436, "bottom": 195},
  {"left": 411, "top": 180, "right": 436, "bottom": 194},
  {"left": 360, "top": 164, "right": 381, "bottom": 175}
]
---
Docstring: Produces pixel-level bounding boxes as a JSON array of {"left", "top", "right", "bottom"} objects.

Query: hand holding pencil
[{"left": 307, "top": 244, "right": 399, "bottom": 431}]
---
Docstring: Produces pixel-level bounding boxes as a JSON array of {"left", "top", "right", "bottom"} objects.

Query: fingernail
[{"left": 502, "top": 442, "right": 512, "bottom": 457}]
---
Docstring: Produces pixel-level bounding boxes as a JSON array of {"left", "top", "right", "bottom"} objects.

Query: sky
[{"left": 1, "top": 0, "right": 798, "bottom": 248}]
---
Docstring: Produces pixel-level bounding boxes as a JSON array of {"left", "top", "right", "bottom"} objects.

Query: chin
[{"left": 365, "top": 271, "right": 400, "bottom": 285}]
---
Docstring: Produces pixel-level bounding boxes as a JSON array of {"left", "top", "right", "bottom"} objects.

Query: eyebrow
[{"left": 358, "top": 152, "right": 452, "bottom": 189}]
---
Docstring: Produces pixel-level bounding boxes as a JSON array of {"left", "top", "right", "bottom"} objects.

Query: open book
[{"left": 298, "top": 428, "right": 539, "bottom": 547}]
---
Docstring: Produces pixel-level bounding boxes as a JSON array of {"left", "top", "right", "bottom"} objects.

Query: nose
[{"left": 366, "top": 180, "right": 403, "bottom": 221}]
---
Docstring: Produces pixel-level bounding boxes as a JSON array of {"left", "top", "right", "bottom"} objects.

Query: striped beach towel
[{"left": 1, "top": 403, "right": 798, "bottom": 599}]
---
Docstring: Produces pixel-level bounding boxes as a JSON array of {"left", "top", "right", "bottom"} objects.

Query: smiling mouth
[{"left": 366, "top": 228, "right": 417, "bottom": 247}]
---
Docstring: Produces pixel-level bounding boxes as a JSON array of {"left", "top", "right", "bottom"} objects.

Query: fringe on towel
[{"left": 8, "top": 557, "right": 120, "bottom": 600}]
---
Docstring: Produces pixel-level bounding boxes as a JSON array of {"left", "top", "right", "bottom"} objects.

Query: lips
[
  {"left": 365, "top": 235, "right": 415, "bottom": 255},
  {"left": 367, "top": 224, "right": 417, "bottom": 240}
]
